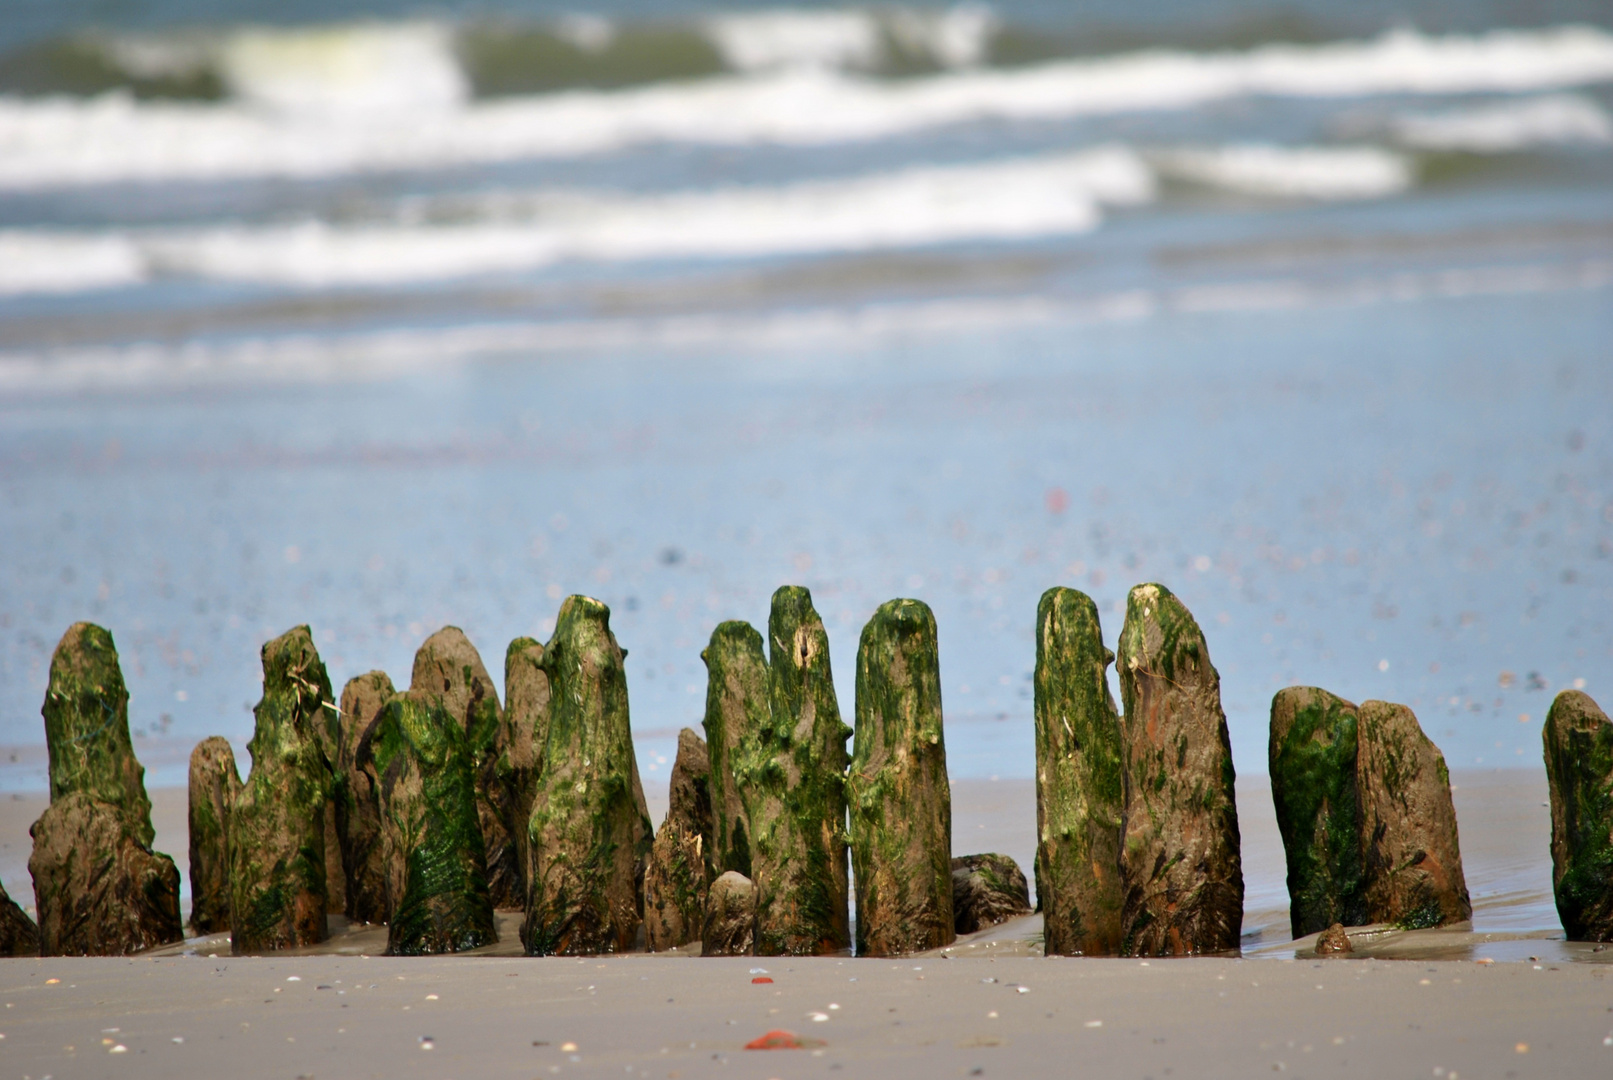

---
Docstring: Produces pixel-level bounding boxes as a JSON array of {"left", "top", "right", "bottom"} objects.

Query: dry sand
[{"left": 3, "top": 952, "right": 1611, "bottom": 1078}]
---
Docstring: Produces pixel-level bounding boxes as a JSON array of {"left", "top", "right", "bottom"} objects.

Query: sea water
[{"left": 0, "top": 0, "right": 1610, "bottom": 940}]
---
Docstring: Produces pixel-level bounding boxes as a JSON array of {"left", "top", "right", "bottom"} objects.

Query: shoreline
[{"left": 1, "top": 769, "right": 1577, "bottom": 965}]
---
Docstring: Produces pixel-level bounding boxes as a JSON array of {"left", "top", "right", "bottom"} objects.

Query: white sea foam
[
  {"left": 2, "top": 25, "right": 1611, "bottom": 189},
  {"left": 2, "top": 258, "right": 1607, "bottom": 394},
  {"left": 705, "top": 9, "right": 884, "bottom": 72},
  {"left": 0, "top": 147, "right": 1151, "bottom": 293},
  {"left": 1154, "top": 145, "right": 1414, "bottom": 199},
  {"left": 1389, "top": 94, "right": 1613, "bottom": 151},
  {"left": 703, "top": 4, "right": 997, "bottom": 72},
  {"left": 0, "top": 232, "right": 145, "bottom": 295},
  {"left": 218, "top": 21, "right": 469, "bottom": 115}
]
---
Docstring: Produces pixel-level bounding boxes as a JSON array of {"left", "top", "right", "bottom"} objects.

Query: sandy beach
[{"left": 4, "top": 950, "right": 1610, "bottom": 1079}]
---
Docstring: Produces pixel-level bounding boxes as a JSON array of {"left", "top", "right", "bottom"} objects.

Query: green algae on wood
[
  {"left": 1116, "top": 584, "right": 1243, "bottom": 956},
  {"left": 336, "top": 671, "right": 395, "bottom": 924},
  {"left": 1032, "top": 587, "right": 1124, "bottom": 956},
  {"left": 644, "top": 728, "right": 715, "bottom": 951},
  {"left": 41, "top": 622, "right": 153, "bottom": 844},
  {"left": 1269, "top": 687, "right": 1367, "bottom": 938},
  {"left": 364, "top": 689, "right": 497, "bottom": 954},
  {"left": 0, "top": 879, "right": 38, "bottom": 956},
  {"left": 848, "top": 598, "right": 954, "bottom": 957},
  {"left": 1542, "top": 690, "right": 1613, "bottom": 941},
  {"left": 731, "top": 586, "right": 852, "bottom": 956},
  {"left": 411, "top": 627, "right": 518, "bottom": 909},
  {"left": 502, "top": 636, "right": 552, "bottom": 910},
  {"left": 522, "top": 596, "right": 653, "bottom": 955},
  {"left": 1355, "top": 699, "right": 1470, "bottom": 930},
  {"left": 700, "top": 621, "right": 768, "bottom": 881},
  {"left": 187, "top": 736, "right": 241, "bottom": 934},
  {"left": 31, "top": 791, "right": 182, "bottom": 956},
  {"left": 229, "top": 626, "right": 335, "bottom": 953}
]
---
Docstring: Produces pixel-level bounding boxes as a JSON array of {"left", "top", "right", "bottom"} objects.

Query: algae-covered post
[
  {"left": 229, "top": 626, "right": 334, "bottom": 953},
  {"left": 365, "top": 690, "right": 497, "bottom": 954},
  {"left": 523, "top": 596, "right": 653, "bottom": 955},
  {"left": 848, "top": 598, "right": 954, "bottom": 957},
  {"left": 411, "top": 627, "right": 518, "bottom": 909},
  {"left": 1116, "top": 584, "right": 1243, "bottom": 956},
  {"left": 1355, "top": 700, "right": 1470, "bottom": 930},
  {"left": 1542, "top": 690, "right": 1613, "bottom": 941},
  {"left": 740, "top": 585, "right": 851, "bottom": 956},
  {"left": 32, "top": 623, "right": 181, "bottom": 956},
  {"left": 502, "top": 636, "right": 552, "bottom": 907},
  {"left": 335, "top": 671, "right": 394, "bottom": 924},
  {"left": 41, "top": 622, "right": 153, "bottom": 842},
  {"left": 1033, "top": 587, "right": 1124, "bottom": 956},
  {"left": 644, "top": 728, "right": 714, "bottom": 952},
  {"left": 187, "top": 736, "right": 241, "bottom": 935},
  {"left": 1269, "top": 687, "right": 1367, "bottom": 938},
  {"left": 701, "top": 621, "right": 767, "bottom": 881}
]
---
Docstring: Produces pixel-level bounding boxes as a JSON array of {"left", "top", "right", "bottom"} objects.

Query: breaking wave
[
  {"left": 0, "top": 147, "right": 1154, "bottom": 293},
  {"left": 2, "top": 24, "right": 1611, "bottom": 189},
  {"left": 1388, "top": 93, "right": 1613, "bottom": 151}
]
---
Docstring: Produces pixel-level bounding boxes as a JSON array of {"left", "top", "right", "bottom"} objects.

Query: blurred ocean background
[{"left": 0, "top": 0, "right": 1610, "bottom": 810}]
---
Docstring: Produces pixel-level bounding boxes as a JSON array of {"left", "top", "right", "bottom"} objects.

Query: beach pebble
[{"left": 1315, "top": 923, "right": 1353, "bottom": 955}]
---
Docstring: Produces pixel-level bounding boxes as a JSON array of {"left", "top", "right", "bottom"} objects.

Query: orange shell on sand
[
  {"left": 751, "top": 976, "right": 774, "bottom": 984},
  {"left": 744, "top": 1030, "right": 803, "bottom": 1050}
]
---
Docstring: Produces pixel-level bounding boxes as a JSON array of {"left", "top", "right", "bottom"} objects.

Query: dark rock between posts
[
  {"left": 1356, "top": 700, "right": 1471, "bottom": 930},
  {"left": 412, "top": 627, "right": 517, "bottom": 909},
  {"left": 523, "top": 596, "right": 653, "bottom": 955},
  {"left": 187, "top": 736, "right": 241, "bottom": 935},
  {"left": 502, "top": 636, "right": 552, "bottom": 909},
  {"left": 701, "top": 870, "right": 757, "bottom": 956},
  {"left": 31, "top": 792, "right": 182, "bottom": 956},
  {"left": 32, "top": 623, "right": 179, "bottom": 956},
  {"left": 644, "top": 728, "right": 714, "bottom": 952},
  {"left": 952, "top": 853, "right": 1033, "bottom": 935},
  {"left": 667, "top": 726, "right": 715, "bottom": 862},
  {"left": 0, "top": 880, "right": 38, "bottom": 956},
  {"left": 1116, "top": 584, "right": 1243, "bottom": 956},
  {"left": 1315, "top": 922, "right": 1353, "bottom": 955},
  {"left": 848, "top": 598, "right": 954, "bottom": 957},
  {"left": 1269, "top": 687, "right": 1368, "bottom": 938},
  {"left": 229, "top": 626, "right": 334, "bottom": 953},
  {"left": 1542, "top": 689, "right": 1613, "bottom": 941},
  {"left": 701, "top": 621, "right": 765, "bottom": 882},
  {"left": 739, "top": 586, "right": 852, "bottom": 956},
  {"left": 365, "top": 689, "right": 497, "bottom": 954},
  {"left": 41, "top": 622, "right": 154, "bottom": 844},
  {"left": 336, "top": 671, "right": 395, "bottom": 925},
  {"left": 644, "top": 822, "right": 707, "bottom": 952},
  {"left": 1033, "top": 587, "right": 1125, "bottom": 956}
]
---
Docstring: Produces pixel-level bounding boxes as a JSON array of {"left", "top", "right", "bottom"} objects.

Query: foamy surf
[
  {"left": 2, "top": 25, "right": 1611, "bottom": 189},
  {"left": 1153, "top": 145, "right": 1414, "bottom": 199},
  {"left": 3, "top": 257, "right": 1607, "bottom": 394},
  {"left": 1389, "top": 94, "right": 1613, "bottom": 151},
  {"left": 1, "top": 147, "right": 1154, "bottom": 293}
]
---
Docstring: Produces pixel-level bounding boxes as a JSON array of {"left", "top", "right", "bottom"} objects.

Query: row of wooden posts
[{"left": 4, "top": 582, "right": 1609, "bottom": 957}]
